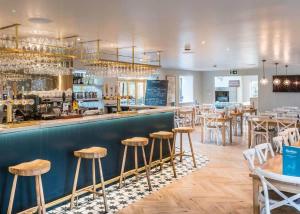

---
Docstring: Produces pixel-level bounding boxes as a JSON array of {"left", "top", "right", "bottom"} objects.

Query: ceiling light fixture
[
  {"left": 11, "top": 9, "right": 16, "bottom": 13},
  {"left": 273, "top": 62, "right": 281, "bottom": 85},
  {"left": 226, "top": 47, "right": 230, "bottom": 51},
  {"left": 283, "top": 64, "right": 291, "bottom": 86},
  {"left": 201, "top": 40, "right": 206, "bottom": 45},
  {"left": 260, "top": 59, "right": 268, "bottom": 85},
  {"left": 28, "top": 17, "right": 53, "bottom": 24}
]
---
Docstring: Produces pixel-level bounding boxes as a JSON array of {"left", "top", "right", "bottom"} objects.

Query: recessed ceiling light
[
  {"left": 11, "top": 9, "right": 16, "bottom": 13},
  {"left": 201, "top": 40, "right": 206, "bottom": 45},
  {"left": 28, "top": 17, "right": 53, "bottom": 24},
  {"left": 77, "top": 37, "right": 81, "bottom": 41},
  {"left": 226, "top": 48, "right": 230, "bottom": 51}
]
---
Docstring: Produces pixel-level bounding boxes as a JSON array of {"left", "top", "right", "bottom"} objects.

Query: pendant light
[
  {"left": 273, "top": 62, "right": 281, "bottom": 85},
  {"left": 260, "top": 59, "right": 268, "bottom": 85},
  {"left": 283, "top": 64, "right": 291, "bottom": 86}
]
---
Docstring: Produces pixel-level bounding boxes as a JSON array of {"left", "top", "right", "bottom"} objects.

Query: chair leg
[
  {"left": 70, "top": 157, "right": 81, "bottom": 209},
  {"left": 92, "top": 158, "right": 96, "bottom": 199},
  {"left": 188, "top": 133, "right": 197, "bottom": 167},
  {"left": 35, "top": 176, "right": 42, "bottom": 214},
  {"left": 180, "top": 133, "right": 183, "bottom": 162},
  {"left": 119, "top": 145, "right": 128, "bottom": 188},
  {"left": 141, "top": 146, "right": 152, "bottom": 191},
  {"left": 168, "top": 138, "right": 177, "bottom": 178},
  {"left": 7, "top": 175, "right": 18, "bottom": 214},
  {"left": 134, "top": 146, "right": 139, "bottom": 181},
  {"left": 149, "top": 138, "right": 155, "bottom": 172},
  {"left": 38, "top": 175, "right": 46, "bottom": 214},
  {"left": 159, "top": 138, "right": 163, "bottom": 170},
  {"left": 98, "top": 158, "right": 108, "bottom": 213}
]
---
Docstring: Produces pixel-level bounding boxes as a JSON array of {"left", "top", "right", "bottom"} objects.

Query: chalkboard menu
[{"left": 145, "top": 80, "right": 168, "bottom": 106}]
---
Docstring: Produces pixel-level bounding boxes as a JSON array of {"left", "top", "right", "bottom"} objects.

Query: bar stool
[
  {"left": 70, "top": 147, "right": 108, "bottom": 213},
  {"left": 119, "top": 137, "right": 152, "bottom": 191},
  {"left": 149, "top": 131, "right": 177, "bottom": 178},
  {"left": 7, "top": 159, "right": 51, "bottom": 214},
  {"left": 173, "top": 127, "right": 197, "bottom": 167}
]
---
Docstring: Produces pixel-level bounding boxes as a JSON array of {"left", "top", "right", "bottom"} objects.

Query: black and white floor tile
[{"left": 49, "top": 155, "right": 209, "bottom": 214}]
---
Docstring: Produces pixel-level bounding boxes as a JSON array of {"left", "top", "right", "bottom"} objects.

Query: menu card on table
[{"left": 283, "top": 145, "right": 300, "bottom": 177}]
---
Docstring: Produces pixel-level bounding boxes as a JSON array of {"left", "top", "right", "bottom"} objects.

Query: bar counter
[{"left": 0, "top": 107, "right": 175, "bottom": 213}]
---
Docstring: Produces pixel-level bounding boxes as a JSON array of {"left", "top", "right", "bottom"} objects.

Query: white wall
[
  {"left": 160, "top": 68, "right": 202, "bottom": 106},
  {"left": 201, "top": 65, "right": 300, "bottom": 111}
]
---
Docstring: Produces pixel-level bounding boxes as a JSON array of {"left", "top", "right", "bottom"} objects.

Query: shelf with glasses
[{"left": 77, "top": 98, "right": 100, "bottom": 102}]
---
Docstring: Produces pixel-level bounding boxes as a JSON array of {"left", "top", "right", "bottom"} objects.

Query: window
[
  {"left": 250, "top": 80, "right": 258, "bottom": 97},
  {"left": 179, "top": 76, "right": 194, "bottom": 103},
  {"left": 118, "top": 79, "right": 146, "bottom": 105}
]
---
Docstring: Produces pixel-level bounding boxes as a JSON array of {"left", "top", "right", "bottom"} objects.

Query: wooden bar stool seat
[
  {"left": 149, "top": 131, "right": 177, "bottom": 178},
  {"left": 70, "top": 147, "right": 108, "bottom": 213},
  {"left": 121, "top": 137, "right": 148, "bottom": 146},
  {"left": 172, "top": 127, "right": 197, "bottom": 167},
  {"left": 74, "top": 147, "right": 107, "bottom": 159},
  {"left": 7, "top": 159, "right": 51, "bottom": 214},
  {"left": 119, "top": 137, "right": 152, "bottom": 191}
]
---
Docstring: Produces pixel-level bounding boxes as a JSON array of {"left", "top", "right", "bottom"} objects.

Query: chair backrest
[
  {"left": 249, "top": 117, "right": 268, "bottom": 132},
  {"left": 203, "top": 113, "right": 220, "bottom": 128},
  {"left": 242, "top": 148, "right": 261, "bottom": 171},
  {"left": 272, "top": 136, "right": 284, "bottom": 153},
  {"left": 278, "top": 131, "right": 290, "bottom": 146},
  {"left": 286, "top": 128, "right": 300, "bottom": 145},
  {"left": 255, "top": 168, "right": 300, "bottom": 214},
  {"left": 255, "top": 143, "right": 275, "bottom": 163},
  {"left": 276, "top": 118, "right": 297, "bottom": 133}
]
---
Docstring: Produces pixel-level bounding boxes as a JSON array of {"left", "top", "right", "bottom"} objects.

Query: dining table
[
  {"left": 250, "top": 141, "right": 300, "bottom": 214},
  {"left": 199, "top": 115, "right": 233, "bottom": 146}
]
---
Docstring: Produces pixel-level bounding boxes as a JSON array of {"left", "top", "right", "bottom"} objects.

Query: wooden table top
[
  {"left": 199, "top": 115, "right": 232, "bottom": 122},
  {"left": 248, "top": 116, "right": 298, "bottom": 124},
  {"left": 254, "top": 141, "right": 300, "bottom": 175}
]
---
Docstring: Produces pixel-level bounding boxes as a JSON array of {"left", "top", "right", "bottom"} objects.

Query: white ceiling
[{"left": 1, "top": 0, "right": 300, "bottom": 71}]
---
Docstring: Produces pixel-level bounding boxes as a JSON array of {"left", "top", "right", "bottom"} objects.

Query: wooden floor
[{"left": 118, "top": 126, "right": 298, "bottom": 214}]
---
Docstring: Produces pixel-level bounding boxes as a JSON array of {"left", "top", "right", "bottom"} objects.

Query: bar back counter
[{"left": 0, "top": 108, "right": 174, "bottom": 213}]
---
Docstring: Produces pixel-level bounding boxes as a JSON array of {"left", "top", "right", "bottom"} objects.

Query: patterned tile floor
[{"left": 49, "top": 155, "right": 209, "bottom": 214}]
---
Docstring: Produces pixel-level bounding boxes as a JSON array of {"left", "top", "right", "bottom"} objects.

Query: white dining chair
[
  {"left": 255, "top": 168, "right": 300, "bottom": 214},
  {"left": 276, "top": 118, "right": 297, "bottom": 133},
  {"left": 272, "top": 136, "right": 286, "bottom": 154},
  {"left": 203, "top": 114, "right": 220, "bottom": 145},
  {"left": 242, "top": 148, "right": 262, "bottom": 171},
  {"left": 255, "top": 143, "right": 275, "bottom": 163},
  {"left": 278, "top": 131, "right": 290, "bottom": 146},
  {"left": 286, "top": 128, "right": 300, "bottom": 145}
]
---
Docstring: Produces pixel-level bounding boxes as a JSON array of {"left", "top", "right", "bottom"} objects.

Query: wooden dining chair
[
  {"left": 276, "top": 118, "right": 297, "bottom": 133},
  {"left": 249, "top": 117, "right": 270, "bottom": 148},
  {"left": 255, "top": 168, "right": 300, "bottom": 214},
  {"left": 255, "top": 143, "right": 275, "bottom": 163}
]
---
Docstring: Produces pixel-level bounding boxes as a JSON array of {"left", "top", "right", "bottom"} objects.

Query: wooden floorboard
[{"left": 118, "top": 126, "right": 299, "bottom": 214}]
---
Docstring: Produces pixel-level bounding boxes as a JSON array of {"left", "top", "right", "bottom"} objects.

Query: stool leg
[
  {"left": 141, "top": 146, "right": 152, "bottom": 191},
  {"left": 119, "top": 145, "right": 128, "bottom": 188},
  {"left": 172, "top": 132, "right": 177, "bottom": 156},
  {"left": 188, "top": 133, "right": 197, "bottom": 167},
  {"left": 38, "top": 175, "right": 46, "bottom": 214},
  {"left": 35, "top": 176, "right": 42, "bottom": 214},
  {"left": 134, "top": 146, "right": 139, "bottom": 181},
  {"left": 149, "top": 138, "right": 155, "bottom": 172},
  {"left": 180, "top": 133, "right": 183, "bottom": 162},
  {"left": 159, "top": 138, "right": 163, "bottom": 170},
  {"left": 7, "top": 175, "right": 18, "bottom": 214},
  {"left": 167, "top": 138, "right": 177, "bottom": 178},
  {"left": 98, "top": 158, "right": 108, "bottom": 213},
  {"left": 92, "top": 158, "right": 96, "bottom": 199},
  {"left": 70, "top": 158, "right": 81, "bottom": 209}
]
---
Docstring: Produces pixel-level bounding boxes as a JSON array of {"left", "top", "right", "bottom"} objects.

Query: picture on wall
[
  {"left": 273, "top": 75, "right": 300, "bottom": 92},
  {"left": 166, "top": 75, "right": 176, "bottom": 105}
]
